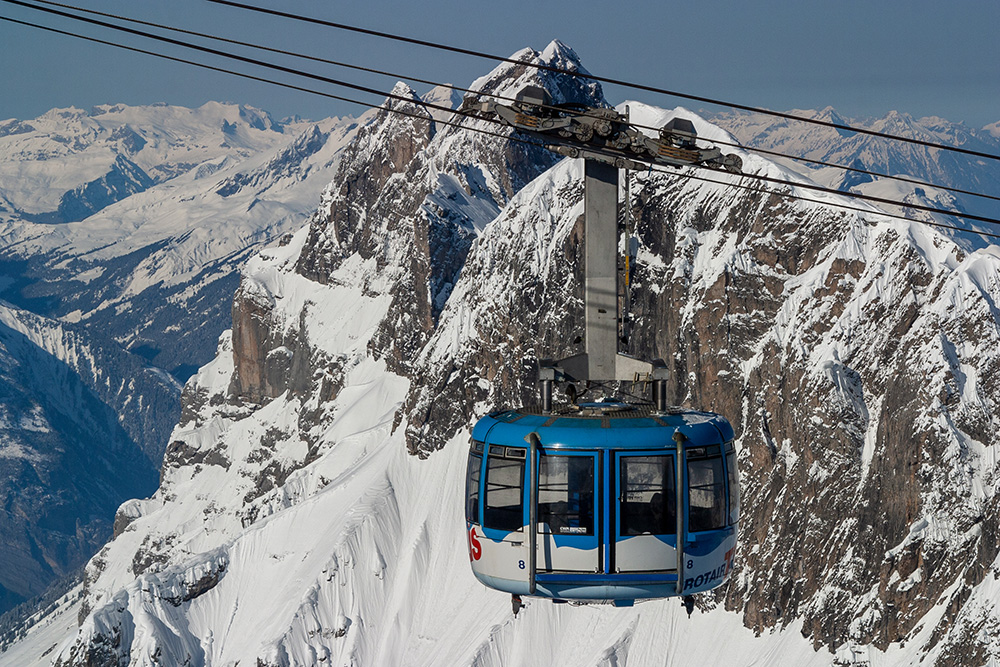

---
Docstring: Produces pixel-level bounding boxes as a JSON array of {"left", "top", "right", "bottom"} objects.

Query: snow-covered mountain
[
  {"left": 704, "top": 107, "right": 1000, "bottom": 249},
  {"left": 0, "top": 102, "right": 366, "bottom": 626},
  {"left": 0, "top": 101, "right": 358, "bottom": 378},
  {"left": 0, "top": 303, "right": 173, "bottom": 617},
  {"left": 4, "top": 42, "right": 1000, "bottom": 666}
]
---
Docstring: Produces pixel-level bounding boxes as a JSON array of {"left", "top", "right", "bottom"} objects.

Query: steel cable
[
  {"left": 12, "top": 0, "right": 1000, "bottom": 206},
  {"left": 2, "top": 10, "right": 1000, "bottom": 239},
  {"left": 204, "top": 0, "right": 1000, "bottom": 164}
]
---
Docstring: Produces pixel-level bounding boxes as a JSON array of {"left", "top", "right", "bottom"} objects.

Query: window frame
[
  {"left": 537, "top": 453, "right": 596, "bottom": 536},
  {"left": 687, "top": 454, "right": 726, "bottom": 533},
  {"left": 466, "top": 451, "right": 482, "bottom": 525},
  {"left": 619, "top": 454, "right": 676, "bottom": 537},
  {"left": 482, "top": 451, "right": 525, "bottom": 533}
]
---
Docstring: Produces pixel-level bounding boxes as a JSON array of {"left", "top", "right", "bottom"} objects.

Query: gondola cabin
[{"left": 466, "top": 403, "right": 738, "bottom": 605}]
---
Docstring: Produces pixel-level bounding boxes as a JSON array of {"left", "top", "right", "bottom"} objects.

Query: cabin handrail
[
  {"left": 674, "top": 431, "right": 687, "bottom": 596},
  {"left": 525, "top": 431, "right": 540, "bottom": 596}
]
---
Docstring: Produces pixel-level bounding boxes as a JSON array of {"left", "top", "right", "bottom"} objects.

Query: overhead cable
[
  {"left": 0, "top": 15, "right": 532, "bottom": 146},
  {"left": 1, "top": 0, "right": 469, "bottom": 122},
  {"left": 16, "top": 0, "right": 1000, "bottom": 207},
  {"left": 204, "top": 0, "right": 1000, "bottom": 164},
  {"left": 3, "top": 10, "right": 999, "bottom": 239},
  {"left": 25, "top": 0, "right": 471, "bottom": 106}
]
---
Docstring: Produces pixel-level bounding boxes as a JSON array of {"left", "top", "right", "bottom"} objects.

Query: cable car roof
[{"left": 473, "top": 403, "right": 734, "bottom": 450}]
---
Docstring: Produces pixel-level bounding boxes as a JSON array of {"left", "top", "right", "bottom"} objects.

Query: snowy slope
[
  {"left": 0, "top": 587, "right": 82, "bottom": 667},
  {"left": 0, "top": 98, "right": 372, "bottom": 636},
  {"left": 0, "top": 103, "right": 285, "bottom": 221},
  {"left": 6, "top": 43, "right": 1000, "bottom": 667}
]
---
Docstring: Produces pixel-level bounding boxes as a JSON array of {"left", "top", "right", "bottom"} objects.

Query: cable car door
[
  {"left": 536, "top": 452, "right": 599, "bottom": 572},
  {"left": 614, "top": 453, "right": 678, "bottom": 572}
]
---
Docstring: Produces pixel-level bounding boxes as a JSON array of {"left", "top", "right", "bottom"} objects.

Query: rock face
[
  {"left": 230, "top": 47, "right": 599, "bottom": 406},
  {"left": 37, "top": 44, "right": 1000, "bottom": 666}
]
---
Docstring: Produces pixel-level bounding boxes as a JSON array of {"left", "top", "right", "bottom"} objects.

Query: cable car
[
  {"left": 465, "top": 402, "right": 738, "bottom": 608},
  {"left": 464, "top": 88, "right": 742, "bottom": 611}
]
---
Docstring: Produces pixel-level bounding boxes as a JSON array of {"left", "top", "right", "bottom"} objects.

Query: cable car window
[
  {"left": 620, "top": 456, "right": 675, "bottom": 536},
  {"left": 537, "top": 455, "right": 594, "bottom": 535},
  {"left": 688, "top": 456, "right": 725, "bottom": 531},
  {"left": 726, "top": 449, "right": 739, "bottom": 525},
  {"left": 466, "top": 453, "right": 482, "bottom": 524},
  {"left": 484, "top": 454, "right": 524, "bottom": 532}
]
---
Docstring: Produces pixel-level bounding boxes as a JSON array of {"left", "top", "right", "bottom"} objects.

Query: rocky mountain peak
[
  {"left": 234, "top": 46, "right": 603, "bottom": 402},
  {"left": 466, "top": 39, "right": 603, "bottom": 110},
  {"left": 237, "top": 104, "right": 283, "bottom": 133}
]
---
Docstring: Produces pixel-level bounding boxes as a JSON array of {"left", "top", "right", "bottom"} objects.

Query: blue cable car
[
  {"left": 464, "top": 93, "right": 743, "bottom": 611},
  {"left": 465, "top": 402, "right": 739, "bottom": 609}
]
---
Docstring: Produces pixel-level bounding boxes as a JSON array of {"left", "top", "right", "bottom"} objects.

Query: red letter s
[{"left": 469, "top": 527, "right": 482, "bottom": 561}]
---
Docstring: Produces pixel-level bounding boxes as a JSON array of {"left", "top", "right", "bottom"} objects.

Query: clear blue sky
[{"left": 2, "top": 0, "right": 998, "bottom": 127}]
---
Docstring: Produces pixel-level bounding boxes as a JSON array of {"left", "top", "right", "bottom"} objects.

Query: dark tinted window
[
  {"left": 620, "top": 456, "right": 675, "bottom": 536},
  {"left": 538, "top": 455, "right": 594, "bottom": 535},
  {"left": 688, "top": 456, "right": 725, "bottom": 531},
  {"left": 466, "top": 453, "right": 482, "bottom": 524},
  {"left": 726, "top": 449, "right": 739, "bottom": 525},
  {"left": 484, "top": 455, "right": 524, "bottom": 532}
]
